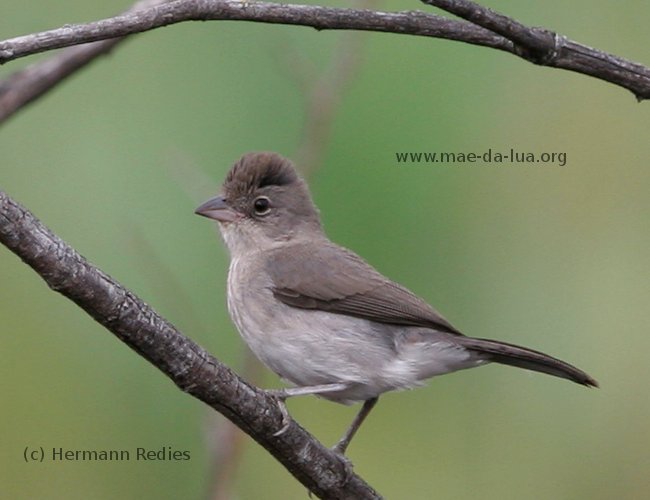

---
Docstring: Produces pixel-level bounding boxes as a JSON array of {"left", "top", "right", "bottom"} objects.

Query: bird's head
[{"left": 195, "top": 152, "right": 322, "bottom": 254}]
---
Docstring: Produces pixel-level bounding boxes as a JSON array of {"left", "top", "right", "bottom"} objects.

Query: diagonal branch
[
  {"left": 0, "top": 0, "right": 648, "bottom": 99},
  {"left": 0, "top": 0, "right": 172, "bottom": 125},
  {"left": 0, "top": 189, "right": 381, "bottom": 500},
  {"left": 0, "top": 41, "right": 122, "bottom": 123},
  {"left": 423, "top": 0, "right": 650, "bottom": 100},
  {"left": 423, "top": 0, "right": 556, "bottom": 55}
]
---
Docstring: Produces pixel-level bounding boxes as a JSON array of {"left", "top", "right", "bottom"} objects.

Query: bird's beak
[{"left": 195, "top": 195, "right": 241, "bottom": 223}]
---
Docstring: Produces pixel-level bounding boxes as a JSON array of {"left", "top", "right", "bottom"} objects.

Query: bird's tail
[{"left": 458, "top": 337, "right": 598, "bottom": 387}]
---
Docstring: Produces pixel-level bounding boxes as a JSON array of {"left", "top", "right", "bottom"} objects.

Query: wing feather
[{"left": 267, "top": 242, "right": 462, "bottom": 335}]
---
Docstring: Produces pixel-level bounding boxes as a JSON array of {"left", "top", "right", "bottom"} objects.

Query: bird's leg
[
  {"left": 267, "top": 383, "right": 350, "bottom": 399},
  {"left": 266, "top": 383, "right": 351, "bottom": 437},
  {"left": 333, "top": 397, "right": 379, "bottom": 454}
]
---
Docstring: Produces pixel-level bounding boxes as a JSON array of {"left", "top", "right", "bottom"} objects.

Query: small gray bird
[{"left": 195, "top": 152, "right": 597, "bottom": 454}]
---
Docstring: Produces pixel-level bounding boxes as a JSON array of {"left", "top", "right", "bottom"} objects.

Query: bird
[{"left": 195, "top": 151, "right": 597, "bottom": 454}]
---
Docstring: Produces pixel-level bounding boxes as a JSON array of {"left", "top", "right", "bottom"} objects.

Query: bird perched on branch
[{"left": 196, "top": 152, "right": 597, "bottom": 454}]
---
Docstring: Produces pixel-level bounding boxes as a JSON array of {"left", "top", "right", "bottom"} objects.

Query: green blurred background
[{"left": 1, "top": 1, "right": 649, "bottom": 498}]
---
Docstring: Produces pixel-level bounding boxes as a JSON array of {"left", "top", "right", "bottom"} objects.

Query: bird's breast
[{"left": 226, "top": 254, "right": 289, "bottom": 358}]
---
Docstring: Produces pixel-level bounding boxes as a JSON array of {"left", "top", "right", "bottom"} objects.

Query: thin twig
[
  {"left": 422, "top": 0, "right": 650, "bottom": 100},
  {"left": 296, "top": 0, "right": 373, "bottom": 174},
  {"left": 0, "top": 1, "right": 508, "bottom": 62},
  {"left": 423, "top": 0, "right": 553, "bottom": 54},
  {"left": 0, "top": 0, "right": 171, "bottom": 125},
  {"left": 0, "top": 41, "right": 119, "bottom": 123},
  {"left": 0, "top": 0, "right": 647, "bottom": 99}
]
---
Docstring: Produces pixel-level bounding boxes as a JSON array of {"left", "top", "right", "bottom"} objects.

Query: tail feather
[{"left": 459, "top": 337, "right": 598, "bottom": 387}]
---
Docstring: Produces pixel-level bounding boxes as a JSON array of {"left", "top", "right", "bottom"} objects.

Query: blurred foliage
[{"left": 1, "top": 1, "right": 649, "bottom": 499}]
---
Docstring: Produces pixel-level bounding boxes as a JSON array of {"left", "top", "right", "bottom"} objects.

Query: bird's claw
[
  {"left": 330, "top": 446, "right": 355, "bottom": 484},
  {"left": 267, "top": 390, "right": 292, "bottom": 437}
]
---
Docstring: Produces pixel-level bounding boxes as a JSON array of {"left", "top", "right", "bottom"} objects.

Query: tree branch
[
  {"left": 0, "top": 0, "right": 171, "bottom": 125},
  {"left": 0, "top": 0, "right": 648, "bottom": 99},
  {"left": 423, "top": 0, "right": 650, "bottom": 100},
  {"left": 0, "top": 0, "right": 509, "bottom": 63},
  {"left": 0, "top": 41, "right": 122, "bottom": 124},
  {"left": 424, "top": 0, "right": 558, "bottom": 55},
  {"left": 0, "top": 189, "right": 381, "bottom": 500}
]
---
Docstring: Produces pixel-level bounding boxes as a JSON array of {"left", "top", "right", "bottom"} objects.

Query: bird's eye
[{"left": 253, "top": 196, "right": 271, "bottom": 216}]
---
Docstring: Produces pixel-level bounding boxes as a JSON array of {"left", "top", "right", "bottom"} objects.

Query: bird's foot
[
  {"left": 330, "top": 445, "right": 355, "bottom": 485},
  {"left": 332, "top": 438, "right": 348, "bottom": 455},
  {"left": 266, "top": 389, "right": 292, "bottom": 437}
]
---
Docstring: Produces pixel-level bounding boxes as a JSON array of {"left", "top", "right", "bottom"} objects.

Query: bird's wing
[{"left": 266, "top": 241, "right": 462, "bottom": 335}]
